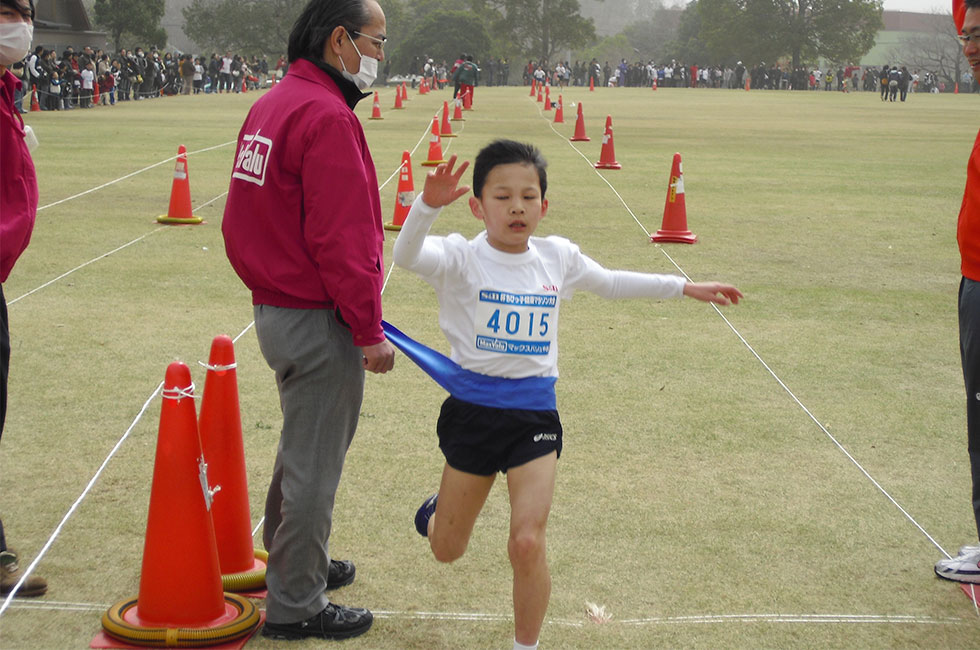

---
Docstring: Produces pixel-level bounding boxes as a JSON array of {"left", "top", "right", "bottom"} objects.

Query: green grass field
[{"left": 0, "top": 83, "right": 978, "bottom": 649}]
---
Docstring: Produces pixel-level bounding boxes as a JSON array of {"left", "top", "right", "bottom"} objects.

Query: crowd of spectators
[
  {"left": 517, "top": 58, "right": 953, "bottom": 96},
  {"left": 7, "top": 45, "right": 288, "bottom": 112}
]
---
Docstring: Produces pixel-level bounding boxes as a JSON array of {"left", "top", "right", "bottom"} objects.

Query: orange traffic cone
[
  {"left": 199, "top": 336, "right": 268, "bottom": 593},
  {"left": 544, "top": 85, "right": 552, "bottom": 111},
  {"left": 385, "top": 151, "right": 415, "bottom": 231},
  {"left": 93, "top": 81, "right": 100, "bottom": 106},
  {"left": 594, "top": 115, "right": 621, "bottom": 170},
  {"left": 400, "top": 82, "right": 408, "bottom": 102},
  {"left": 30, "top": 84, "right": 39, "bottom": 112},
  {"left": 554, "top": 95, "right": 564, "bottom": 123},
  {"left": 451, "top": 96, "right": 464, "bottom": 121},
  {"left": 956, "top": 82, "right": 960, "bottom": 94},
  {"left": 589, "top": 76, "right": 595, "bottom": 91},
  {"left": 242, "top": 78, "right": 247, "bottom": 93},
  {"left": 394, "top": 86, "right": 404, "bottom": 109},
  {"left": 744, "top": 76, "right": 750, "bottom": 91},
  {"left": 529, "top": 80, "right": 536, "bottom": 97},
  {"left": 440, "top": 101, "right": 456, "bottom": 137},
  {"left": 537, "top": 84, "right": 543, "bottom": 102},
  {"left": 570, "top": 102, "right": 590, "bottom": 142},
  {"left": 99, "top": 362, "right": 261, "bottom": 647},
  {"left": 369, "top": 91, "right": 383, "bottom": 119},
  {"left": 157, "top": 145, "right": 203, "bottom": 225},
  {"left": 652, "top": 78, "right": 658, "bottom": 91},
  {"left": 462, "top": 87, "right": 473, "bottom": 110},
  {"left": 420, "top": 115, "right": 447, "bottom": 167},
  {"left": 651, "top": 153, "right": 697, "bottom": 244}
]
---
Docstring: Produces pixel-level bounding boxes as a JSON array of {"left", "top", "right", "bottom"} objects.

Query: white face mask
[
  {"left": 339, "top": 30, "right": 377, "bottom": 90},
  {"left": 0, "top": 22, "right": 32, "bottom": 67}
]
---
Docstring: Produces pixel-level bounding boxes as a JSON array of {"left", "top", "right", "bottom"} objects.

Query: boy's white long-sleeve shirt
[{"left": 392, "top": 196, "right": 686, "bottom": 379}]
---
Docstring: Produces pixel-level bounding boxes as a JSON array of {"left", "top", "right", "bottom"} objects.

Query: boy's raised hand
[
  {"left": 683, "top": 282, "right": 743, "bottom": 306},
  {"left": 421, "top": 154, "right": 471, "bottom": 209}
]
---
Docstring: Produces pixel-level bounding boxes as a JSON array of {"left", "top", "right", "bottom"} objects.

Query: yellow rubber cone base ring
[
  {"left": 157, "top": 215, "right": 203, "bottom": 225},
  {"left": 221, "top": 549, "right": 268, "bottom": 592},
  {"left": 102, "top": 593, "right": 260, "bottom": 648},
  {"left": 383, "top": 222, "right": 403, "bottom": 232}
]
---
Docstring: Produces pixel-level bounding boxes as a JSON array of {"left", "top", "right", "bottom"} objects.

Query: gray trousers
[{"left": 254, "top": 305, "right": 365, "bottom": 623}]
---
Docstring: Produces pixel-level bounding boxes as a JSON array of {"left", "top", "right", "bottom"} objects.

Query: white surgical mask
[
  {"left": 0, "top": 22, "right": 33, "bottom": 67},
  {"left": 340, "top": 30, "right": 377, "bottom": 90}
]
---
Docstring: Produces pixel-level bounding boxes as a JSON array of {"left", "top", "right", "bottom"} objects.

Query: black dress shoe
[
  {"left": 261, "top": 602, "right": 373, "bottom": 640},
  {"left": 327, "top": 559, "right": 355, "bottom": 590}
]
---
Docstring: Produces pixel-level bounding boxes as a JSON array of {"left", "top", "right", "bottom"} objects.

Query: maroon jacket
[
  {"left": 0, "top": 69, "right": 37, "bottom": 283},
  {"left": 222, "top": 58, "right": 386, "bottom": 347}
]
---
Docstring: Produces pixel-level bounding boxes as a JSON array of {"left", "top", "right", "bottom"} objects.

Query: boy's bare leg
[
  {"left": 428, "top": 463, "right": 495, "bottom": 563},
  {"left": 506, "top": 452, "right": 558, "bottom": 646}
]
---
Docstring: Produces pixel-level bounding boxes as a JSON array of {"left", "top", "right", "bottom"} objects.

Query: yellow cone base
[
  {"left": 221, "top": 549, "right": 269, "bottom": 593},
  {"left": 420, "top": 160, "right": 447, "bottom": 167},
  {"left": 101, "top": 593, "right": 260, "bottom": 648},
  {"left": 384, "top": 222, "right": 403, "bottom": 231},
  {"left": 157, "top": 215, "right": 203, "bottom": 225}
]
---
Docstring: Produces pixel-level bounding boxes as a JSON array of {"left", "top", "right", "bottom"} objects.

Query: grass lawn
[{"left": 0, "top": 83, "right": 978, "bottom": 648}]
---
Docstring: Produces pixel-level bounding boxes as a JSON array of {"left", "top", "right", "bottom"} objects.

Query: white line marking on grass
[
  {"left": 9, "top": 192, "right": 228, "bottom": 307},
  {"left": 2, "top": 598, "right": 966, "bottom": 629},
  {"left": 37, "top": 142, "right": 235, "bottom": 212},
  {"left": 534, "top": 94, "right": 966, "bottom": 609},
  {"left": 0, "top": 382, "right": 164, "bottom": 618},
  {"left": 0, "top": 318, "right": 255, "bottom": 620}
]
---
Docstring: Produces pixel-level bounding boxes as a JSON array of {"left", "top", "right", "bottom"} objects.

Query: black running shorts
[{"left": 436, "top": 396, "right": 563, "bottom": 476}]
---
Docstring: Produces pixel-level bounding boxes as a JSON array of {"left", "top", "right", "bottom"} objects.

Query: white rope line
[
  {"left": 37, "top": 141, "right": 235, "bottom": 212},
  {"left": 0, "top": 381, "right": 164, "bottom": 616},
  {"left": 0, "top": 597, "right": 968, "bottom": 628},
  {"left": 536, "top": 93, "right": 961, "bottom": 579},
  {"left": 10, "top": 187, "right": 230, "bottom": 308},
  {"left": 0, "top": 318, "right": 257, "bottom": 617}
]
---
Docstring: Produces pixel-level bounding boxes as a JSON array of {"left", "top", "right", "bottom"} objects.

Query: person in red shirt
[
  {"left": 222, "top": 0, "right": 394, "bottom": 640},
  {"left": 936, "top": 0, "right": 980, "bottom": 584},
  {"left": 0, "top": 0, "right": 46, "bottom": 600}
]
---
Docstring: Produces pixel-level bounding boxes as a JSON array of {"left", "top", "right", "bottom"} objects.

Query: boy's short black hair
[
  {"left": 287, "top": 0, "right": 372, "bottom": 64},
  {"left": 967, "top": 0, "right": 980, "bottom": 10},
  {"left": 472, "top": 140, "right": 548, "bottom": 199}
]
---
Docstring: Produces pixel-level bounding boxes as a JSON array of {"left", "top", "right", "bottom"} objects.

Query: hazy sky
[{"left": 882, "top": 0, "right": 949, "bottom": 13}]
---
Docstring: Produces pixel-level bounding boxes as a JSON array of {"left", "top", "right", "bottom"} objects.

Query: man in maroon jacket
[
  {"left": 936, "top": 0, "right": 980, "bottom": 584},
  {"left": 222, "top": 0, "right": 393, "bottom": 640}
]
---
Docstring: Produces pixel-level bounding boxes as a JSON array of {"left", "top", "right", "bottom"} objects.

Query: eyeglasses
[
  {"left": 958, "top": 32, "right": 980, "bottom": 45},
  {"left": 353, "top": 31, "right": 387, "bottom": 50}
]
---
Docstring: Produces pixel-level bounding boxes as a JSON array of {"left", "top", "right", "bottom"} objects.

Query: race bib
[{"left": 474, "top": 289, "right": 557, "bottom": 356}]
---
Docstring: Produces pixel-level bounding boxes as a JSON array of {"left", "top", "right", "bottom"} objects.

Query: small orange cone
[
  {"left": 369, "top": 91, "right": 383, "bottom": 119},
  {"left": 594, "top": 115, "right": 621, "bottom": 170},
  {"left": 744, "top": 77, "right": 750, "bottom": 91},
  {"left": 451, "top": 96, "right": 464, "bottom": 121},
  {"left": 199, "top": 336, "right": 268, "bottom": 593},
  {"left": 30, "top": 84, "right": 40, "bottom": 111},
  {"left": 99, "top": 362, "right": 261, "bottom": 647},
  {"left": 440, "top": 101, "right": 456, "bottom": 137},
  {"left": 529, "top": 80, "right": 536, "bottom": 97},
  {"left": 393, "top": 86, "right": 404, "bottom": 109},
  {"left": 385, "top": 151, "right": 415, "bottom": 231},
  {"left": 570, "top": 102, "right": 590, "bottom": 142},
  {"left": 157, "top": 145, "right": 203, "bottom": 225},
  {"left": 462, "top": 87, "right": 473, "bottom": 110},
  {"left": 420, "top": 115, "right": 447, "bottom": 167},
  {"left": 652, "top": 78, "right": 658, "bottom": 91},
  {"left": 589, "top": 76, "right": 595, "bottom": 91},
  {"left": 419, "top": 78, "right": 428, "bottom": 94},
  {"left": 537, "top": 84, "right": 543, "bottom": 102},
  {"left": 544, "top": 85, "right": 552, "bottom": 111},
  {"left": 400, "top": 82, "right": 409, "bottom": 101},
  {"left": 554, "top": 95, "right": 564, "bottom": 123},
  {"left": 242, "top": 78, "right": 247, "bottom": 93},
  {"left": 651, "top": 153, "right": 697, "bottom": 244},
  {"left": 93, "top": 81, "right": 100, "bottom": 105},
  {"left": 956, "top": 82, "right": 960, "bottom": 94}
]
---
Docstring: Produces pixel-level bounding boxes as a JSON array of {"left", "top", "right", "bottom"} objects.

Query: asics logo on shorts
[{"left": 533, "top": 433, "right": 558, "bottom": 442}]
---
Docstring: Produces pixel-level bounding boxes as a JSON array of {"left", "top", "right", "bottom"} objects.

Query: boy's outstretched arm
[
  {"left": 682, "top": 282, "right": 743, "bottom": 306},
  {"left": 421, "top": 154, "right": 470, "bottom": 208}
]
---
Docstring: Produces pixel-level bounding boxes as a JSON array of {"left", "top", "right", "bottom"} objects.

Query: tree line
[{"left": 92, "top": 0, "right": 962, "bottom": 85}]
